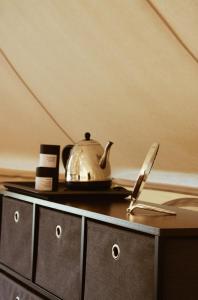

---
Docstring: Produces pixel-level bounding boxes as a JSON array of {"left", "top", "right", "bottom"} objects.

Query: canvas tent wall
[{"left": 0, "top": 0, "right": 198, "bottom": 188}]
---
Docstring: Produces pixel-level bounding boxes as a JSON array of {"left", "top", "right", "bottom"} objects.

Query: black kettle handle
[{"left": 62, "top": 145, "right": 73, "bottom": 169}]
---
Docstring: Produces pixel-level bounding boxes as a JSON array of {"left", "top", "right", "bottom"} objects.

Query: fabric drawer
[
  {"left": 0, "top": 197, "right": 33, "bottom": 279},
  {"left": 0, "top": 272, "right": 43, "bottom": 299},
  {"left": 35, "top": 207, "right": 81, "bottom": 300},
  {"left": 84, "top": 220, "right": 155, "bottom": 300}
]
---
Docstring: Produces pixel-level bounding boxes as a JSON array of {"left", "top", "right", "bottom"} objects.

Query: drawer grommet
[
  {"left": 14, "top": 211, "right": 20, "bottom": 223},
  {"left": 56, "top": 225, "right": 62, "bottom": 238},
  {"left": 112, "top": 244, "right": 120, "bottom": 260}
]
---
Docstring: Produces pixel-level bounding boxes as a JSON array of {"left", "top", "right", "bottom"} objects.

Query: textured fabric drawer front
[
  {"left": 35, "top": 207, "right": 81, "bottom": 300},
  {"left": 0, "top": 197, "right": 33, "bottom": 279},
  {"left": 84, "top": 221, "right": 155, "bottom": 300},
  {"left": 0, "top": 194, "right": 2, "bottom": 233},
  {"left": 0, "top": 272, "right": 43, "bottom": 300}
]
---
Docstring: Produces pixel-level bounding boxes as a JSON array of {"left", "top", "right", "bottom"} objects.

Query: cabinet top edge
[{"left": 2, "top": 191, "right": 198, "bottom": 237}]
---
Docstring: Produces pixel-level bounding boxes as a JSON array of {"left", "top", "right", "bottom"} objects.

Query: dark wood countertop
[{"left": 2, "top": 188, "right": 198, "bottom": 237}]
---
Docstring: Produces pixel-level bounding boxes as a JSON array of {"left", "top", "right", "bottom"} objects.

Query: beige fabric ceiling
[{"left": 0, "top": 0, "right": 198, "bottom": 184}]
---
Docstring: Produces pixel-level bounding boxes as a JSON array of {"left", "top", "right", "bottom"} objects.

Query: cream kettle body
[{"left": 62, "top": 132, "right": 113, "bottom": 189}]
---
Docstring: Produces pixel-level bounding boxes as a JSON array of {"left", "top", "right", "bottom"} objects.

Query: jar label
[
  {"left": 35, "top": 177, "right": 53, "bottom": 191},
  {"left": 39, "top": 154, "right": 57, "bottom": 168}
]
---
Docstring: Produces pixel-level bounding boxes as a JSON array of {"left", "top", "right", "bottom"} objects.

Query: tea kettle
[{"left": 62, "top": 132, "right": 113, "bottom": 189}]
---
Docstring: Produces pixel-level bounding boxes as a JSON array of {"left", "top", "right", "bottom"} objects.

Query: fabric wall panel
[{"left": 0, "top": 0, "right": 198, "bottom": 179}]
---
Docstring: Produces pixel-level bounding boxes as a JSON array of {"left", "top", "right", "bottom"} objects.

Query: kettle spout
[{"left": 99, "top": 141, "right": 113, "bottom": 169}]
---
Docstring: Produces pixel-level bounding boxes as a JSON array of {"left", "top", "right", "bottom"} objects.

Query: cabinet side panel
[
  {"left": 159, "top": 237, "right": 198, "bottom": 300},
  {"left": 84, "top": 221, "right": 155, "bottom": 300}
]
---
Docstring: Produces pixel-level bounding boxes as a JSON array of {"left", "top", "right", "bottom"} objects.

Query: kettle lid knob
[{"left": 85, "top": 132, "right": 91, "bottom": 140}]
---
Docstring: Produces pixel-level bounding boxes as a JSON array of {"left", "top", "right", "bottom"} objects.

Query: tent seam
[
  {"left": 0, "top": 48, "right": 75, "bottom": 143},
  {"left": 146, "top": 0, "right": 198, "bottom": 64}
]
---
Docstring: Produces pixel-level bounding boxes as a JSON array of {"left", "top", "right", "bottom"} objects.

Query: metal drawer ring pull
[
  {"left": 112, "top": 244, "right": 120, "bottom": 260},
  {"left": 14, "top": 211, "right": 20, "bottom": 223},
  {"left": 16, "top": 296, "right": 20, "bottom": 300},
  {"left": 56, "top": 225, "right": 62, "bottom": 238}
]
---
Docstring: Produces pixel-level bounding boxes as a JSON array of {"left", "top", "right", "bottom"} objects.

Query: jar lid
[{"left": 40, "top": 144, "right": 60, "bottom": 154}]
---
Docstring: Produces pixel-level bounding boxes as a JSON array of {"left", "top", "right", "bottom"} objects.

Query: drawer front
[
  {"left": 0, "top": 272, "right": 43, "bottom": 299},
  {"left": 0, "top": 194, "right": 2, "bottom": 233},
  {"left": 84, "top": 221, "right": 155, "bottom": 300},
  {"left": 0, "top": 197, "right": 33, "bottom": 279},
  {"left": 35, "top": 207, "right": 81, "bottom": 300}
]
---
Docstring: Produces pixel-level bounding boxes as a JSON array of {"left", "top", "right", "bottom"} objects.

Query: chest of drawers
[{"left": 1, "top": 189, "right": 198, "bottom": 300}]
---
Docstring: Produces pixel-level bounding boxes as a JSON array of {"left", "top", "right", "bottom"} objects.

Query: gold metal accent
[
  {"left": 112, "top": 244, "right": 120, "bottom": 260},
  {"left": 127, "top": 143, "right": 176, "bottom": 216},
  {"left": 127, "top": 202, "right": 176, "bottom": 215},
  {"left": 56, "top": 225, "right": 62, "bottom": 238},
  {"left": 14, "top": 211, "right": 20, "bottom": 223}
]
